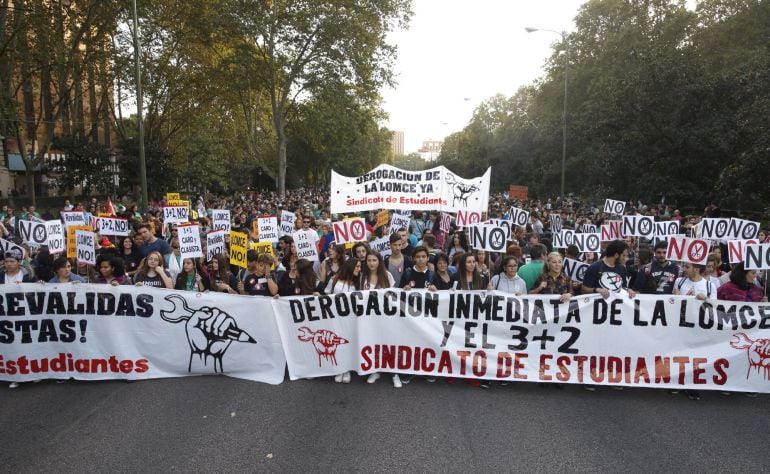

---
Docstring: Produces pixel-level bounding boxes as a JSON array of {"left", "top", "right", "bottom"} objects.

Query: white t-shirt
[
  {"left": 490, "top": 273, "right": 527, "bottom": 295},
  {"left": 675, "top": 277, "right": 716, "bottom": 299},
  {"left": 5, "top": 271, "right": 23, "bottom": 284}
]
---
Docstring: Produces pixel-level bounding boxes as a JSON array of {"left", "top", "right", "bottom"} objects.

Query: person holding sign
[
  {"left": 48, "top": 257, "right": 86, "bottom": 283},
  {"left": 581, "top": 240, "right": 637, "bottom": 299},
  {"left": 529, "top": 253, "right": 572, "bottom": 301},
  {"left": 134, "top": 251, "right": 174, "bottom": 289},
  {"left": 174, "top": 258, "right": 210, "bottom": 292},
  {"left": 716, "top": 262, "right": 767, "bottom": 302}
]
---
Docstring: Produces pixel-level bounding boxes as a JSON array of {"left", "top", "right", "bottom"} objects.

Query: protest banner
[
  {"left": 550, "top": 214, "right": 562, "bottom": 234},
  {"left": 601, "top": 221, "right": 622, "bottom": 241},
  {"left": 368, "top": 235, "right": 392, "bottom": 258},
  {"left": 332, "top": 218, "right": 367, "bottom": 246},
  {"left": 456, "top": 210, "right": 482, "bottom": 228},
  {"left": 508, "top": 185, "right": 528, "bottom": 201},
  {"left": 280, "top": 210, "right": 296, "bottom": 235},
  {"left": 469, "top": 224, "right": 507, "bottom": 253},
  {"left": 272, "top": 290, "right": 770, "bottom": 393},
  {"left": 330, "top": 164, "right": 491, "bottom": 214},
  {"left": 178, "top": 225, "right": 203, "bottom": 260},
  {"left": 552, "top": 229, "right": 574, "bottom": 249},
  {"left": 603, "top": 198, "right": 625, "bottom": 215},
  {"left": 257, "top": 216, "right": 279, "bottom": 243},
  {"left": 0, "top": 285, "right": 286, "bottom": 384},
  {"left": 572, "top": 232, "right": 601, "bottom": 253},
  {"left": 622, "top": 215, "right": 655, "bottom": 239},
  {"left": 206, "top": 230, "right": 226, "bottom": 262},
  {"left": 655, "top": 221, "right": 679, "bottom": 238},
  {"left": 163, "top": 206, "right": 189, "bottom": 224},
  {"left": 66, "top": 225, "right": 93, "bottom": 259},
  {"left": 439, "top": 212, "right": 452, "bottom": 233},
  {"left": 97, "top": 217, "right": 130, "bottom": 237},
  {"left": 249, "top": 241, "right": 276, "bottom": 269},
  {"left": 17, "top": 220, "right": 47, "bottom": 247},
  {"left": 389, "top": 212, "right": 411, "bottom": 235},
  {"left": 75, "top": 230, "right": 96, "bottom": 266},
  {"left": 666, "top": 236, "right": 710, "bottom": 265},
  {"left": 508, "top": 207, "right": 529, "bottom": 228},
  {"left": 375, "top": 210, "right": 390, "bottom": 229},
  {"left": 166, "top": 192, "right": 181, "bottom": 201},
  {"left": 45, "top": 220, "right": 65, "bottom": 254},
  {"left": 564, "top": 258, "right": 589, "bottom": 282},
  {"left": 293, "top": 230, "right": 319, "bottom": 261},
  {"left": 726, "top": 218, "right": 760, "bottom": 240},
  {"left": 697, "top": 217, "right": 757, "bottom": 241},
  {"left": 60, "top": 211, "right": 86, "bottom": 228},
  {"left": 744, "top": 244, "right": 770, "bottom": 270},
  {"left": 212, "top": 210, "right": 231, "bottom": 233},
  {"left": 727, "top": 239, "right": 760, "bottom": 265},
  {"left": 229, "top": 231, "right": 248, "bottom": 268}
]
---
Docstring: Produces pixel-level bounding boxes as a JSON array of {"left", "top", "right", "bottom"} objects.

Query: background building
[{"left": 390, "top": 131, "right": 404, "bottom": 156}]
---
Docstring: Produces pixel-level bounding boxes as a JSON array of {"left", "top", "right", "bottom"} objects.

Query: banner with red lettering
[
  {"left": 0, "top": 284, "right": 286, "bottom": 384},
  {"left": 272, "top": 290, "right": 770, "bottom": 392}
]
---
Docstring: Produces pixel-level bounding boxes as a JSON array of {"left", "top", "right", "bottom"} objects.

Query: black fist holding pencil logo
[{"left": 161, "top": 294, "right": 256, "bottom": 373}]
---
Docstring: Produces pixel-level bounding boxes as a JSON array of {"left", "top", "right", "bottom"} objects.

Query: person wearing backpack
[
  {"left": 673, "top": 263, "right": 715, "bottom": 301},
  {"left": 633, "top": 240, "right": 679, "bottom": 295}
]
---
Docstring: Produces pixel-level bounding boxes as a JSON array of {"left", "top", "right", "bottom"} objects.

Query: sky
[{"left": 381, "top": 0, "right": 587, "bottom": 154}]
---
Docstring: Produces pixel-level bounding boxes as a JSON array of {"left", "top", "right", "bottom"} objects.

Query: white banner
[
  {"left": 330, "top": 164, "right": 490, "bottom": 214},
  {"left": 258, "top": 216, "right": 279, "bottom": 243},
  {"left": 293, "top": 230, "right": 319, "bottom": 261},
  {"left": 206, "top": 230, "right": 226, "bottom": 261},
  {"left": 45, "top": 220, "right": 65, "bottom": 254},
  {"left": 0, "top": 285, "right": 286, "bottom": 383},
  {"left": 273, "top": 291, "right": 770, "bottom": 392},
  {"left": 212, "top": 210, "right": 231, "bottom": 233},
  {"left": 280, "top": 210, "right": 296, "bottom": 236},
  {"left": 178, "top": 225, "right": 203, "bottom": 260},
  {"left": 75, "top": 230, "right": 96, "bottom": 266},
  {"left": 97, "top": 217, "right": 130, "bottom": 237},
  {"left": 164, "top": 206, "right": 189, "bottom": 224}
]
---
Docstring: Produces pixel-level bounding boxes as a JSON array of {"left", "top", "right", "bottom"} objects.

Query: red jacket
[{"left": 716, "top": 282, "right": 764, "bottom": 302}]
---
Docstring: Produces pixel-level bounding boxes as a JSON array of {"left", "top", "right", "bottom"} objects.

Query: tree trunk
[{"left": 274, "top": 110, "right": 287, "bottom": 196}]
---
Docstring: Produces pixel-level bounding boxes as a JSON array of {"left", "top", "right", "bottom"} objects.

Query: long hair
[
  {"left": 136, "top": 251, "right": 164, "bottom": 278},
  {"left": 331, "top": 257, "right": 361, "bottom": 290},
  {"left": 457, "top": 252, "right": 482, "bottom": 290},
  {"left": 212, "top": 253, "right": 231, "bottom": 282},
  {"left": 448, "top": 230, "right": 469, "bottom": 251},
  {"left": 363, "top": 251, "right": 391, "bottom": 289},
  {"left": 296, "top": 258, "right": 318, "bottom": 295}
]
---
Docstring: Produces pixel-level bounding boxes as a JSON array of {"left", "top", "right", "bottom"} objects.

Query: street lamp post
[
  {"left": 132, "top": 0, "right": 148, "bottom": 212},
  {"left": 525, "top": 27, "right": 568, "bottom": 198}
]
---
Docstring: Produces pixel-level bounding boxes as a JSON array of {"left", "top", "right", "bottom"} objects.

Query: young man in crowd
[
  {"left": 518, "top": 243, "right": 547, "bottom": 291},
  {"left": 582, "top": 239, "right": 637, "bottom": 299},
  {"left": 399, "top": 246, "right": 434, "bottom": 290},
  {"left": 385, "top": 232, "right": 411, "bottom": 286},
  {"left": 633, "top": 241, "right": 680, "bottom": 295},
  {"left": 135, "top": 223, "right": 172, "bottom": 257}
]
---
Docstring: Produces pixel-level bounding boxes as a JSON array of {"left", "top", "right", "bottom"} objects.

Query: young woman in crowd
[
  {"left": 717, "top": 262, "right": 767, "bottom": 302},
  {"left": 429, "top": 252, "right": 453, "bottom": 290},
  {"left": 48, "top": 257, "right": 86, "bottom": 283},
  {"left": 361, "top": 250, "right": 395, "bottom": 290},
  {"left": 446, "top": 231, "right": 469, "bottom": 261},
  {"left": 294, "top": 259, "right": 321, "bottom": 296},
  {"left": 134, "top": 251, "right": 174, "bottom": 289},
  {"left": 474, "top": 249, "right": 491, "bottom": 281},
  {"left": 530, "top": 252, "right": 573, "bottom": 301},
  {"left": 450, "top": 252, "right": 488, "bottom": 290},
  {"left": 92, "top": 255, "right": 131, "bottom": 285},
  {"left": 209, "top": 253, "right": 239, "bottom": 294},
  {"left": 489, "top": 255, "right": 527, "bottom": 295},
  {"left": 319, "top": 243, "right": 345, "bottom": 290},
  {"left": 326, "top": 258, "right": 362, "bottom": 383},
  {"left": 174, "top": 258, "right": 210, "bottom": 292},
  {"left": 165, "top": 236, "right": 183, "bottom": 281},
  {"left": 277, "top": 254, "right": 300, "bottom": 296}
]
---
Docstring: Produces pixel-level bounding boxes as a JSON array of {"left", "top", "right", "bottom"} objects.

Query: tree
[
  {"left": 49, "top": 135, "right": 114, "bottom": 195},
  {"left": 227, "top": 0, "right": 412, "bottom": 195}
]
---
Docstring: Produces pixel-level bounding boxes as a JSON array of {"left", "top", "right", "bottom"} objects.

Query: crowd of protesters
[{"left": 1, "top": 190, "right": 768, "bottom": 394}]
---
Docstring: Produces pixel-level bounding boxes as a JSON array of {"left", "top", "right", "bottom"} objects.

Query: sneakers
[
  {"left": 400, "top": 375, "right": 413, "bottom": 385},
  {"left": 341, "top": 372, "right": 351, "bottom": 384},
  {"left": 425, "top": 377, "right": 436, "bottom": 383},
  {"left": 334, "top": 374, "right": 343, "bottom": 383},
  {"left": 583, "top": 385, "right": 597, "bottom": 392},
  {"left": 611, "top": 386, "right": 624, "bottom": 391},
  {"left": 668, "top": 389, "right": 680, "bottom": 395},
  {"left": 746, "top": 392, "right": 758, "bottom": 398},
  {"left": 392, "top": 374, "right": 402, "bottom": 388},
  {"left": 479, "top": 380, "right": 490, "bottom": 389},
  {"left": 8, "top": 382, "right": 19, "bottom": 389},
  {"left": 498, "top": 381, "right": 509, "bottom": 386},
  {"left": 367, "top": 373, "right": 381, "bottom": 384},
  {"left": 685, "top": 390, "right": 701, "bottom": 401}
]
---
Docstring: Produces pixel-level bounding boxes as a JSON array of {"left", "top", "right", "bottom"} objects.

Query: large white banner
[
  {"left": 273, "top": 291, "right": 770, "bottom": 392},
  {"left": 330, "top": 164, "right": 491, "bottom": 214},
  {"left": 0, "top": 285, "right": 286, "bottom": 384}
]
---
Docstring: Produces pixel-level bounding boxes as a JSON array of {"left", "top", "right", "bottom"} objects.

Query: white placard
[
  {"left": 280, "top": 210, "right": 296, "bottom": 236},
  {"left": 389, "top": 212, "right": 411, "bottom": 235},
  {"left": 564, "top": 258, "right": 589, "bottom": 282},
  {"left": 468, "top": 224, "right": 507, "bottom": 252},
  {"left": 206, "top": 230, "right": 226, "bottom": 261},
  {"left": 97, "top": 217, "right": 130, "bottom": 236},
  {"left": 603, "top": 198, "right": 625, "bottom": 215},
  {"left": 178, "top": 225, "right": 203, "bottom": 260},
  {"left": 60, "top": 211, "right": 86, "bottom": 227},
  {"left": 508, "top": 206, "right": 530, "bottom": 228},
  {"left": 45, "top": 220, "right": 65, "bottom": 254},
  {"left": 163, "top": 206, "right": 189, "bottom": 224},
  {"left": 666, "top": 236, "right": 710, "bottom": 265},
  {"left": 332, "top": 218, "right": 367, "bottom": 245},
  {"left": 212, "top": 210, "right": 231, "bottom": 233},
  {"left": 257, "top": 216, "right": 279, "bottom": 243},
  {"left": 293, "top": 230, "right": 319, "bottom": 261},
  {"left": 744, "top": 244, "right": 770, "bottom": 270},
  {"left": 75, "top": 230, "right": 96, "bottom": 266}
]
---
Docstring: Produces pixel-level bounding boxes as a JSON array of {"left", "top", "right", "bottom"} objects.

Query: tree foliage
[{"left": 436, "top": 0, "right": 770, "bottom": 212}]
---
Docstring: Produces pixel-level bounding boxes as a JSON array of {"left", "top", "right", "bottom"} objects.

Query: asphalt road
[{"left": 1, "top": 376, "right": 768, "bottom": 473}]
